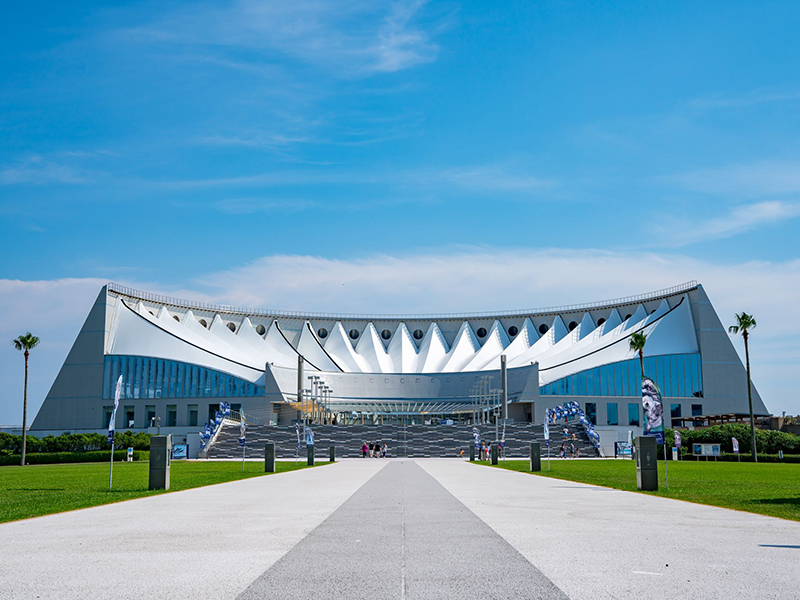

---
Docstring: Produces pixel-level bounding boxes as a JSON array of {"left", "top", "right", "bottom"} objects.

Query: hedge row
[
  {"left": 676, "top": 452, "right": 800, "bottom": 463},
  {"left": 0, "top": 431, "right": 152, "bottom": 455},
  {"left": 663, "top": 424, "right": 800, "bottom": 455},
  {"left": 0, "top": 450, "right": 150, "bottom": 466}
]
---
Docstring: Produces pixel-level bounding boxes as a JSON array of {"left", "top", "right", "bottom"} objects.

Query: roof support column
[{"left": 501, "top": 354, "right": 508, "bottom": 421}]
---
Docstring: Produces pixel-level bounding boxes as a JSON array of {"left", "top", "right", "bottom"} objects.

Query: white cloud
[
  {"left": 121, "top": 0, "right": 443, "bottom": 76},
  {"left": 652, "top": 200, "right": 800, "bottom": 246},
  {"left": 3, "top": 248, "right": 799, "bottom": 423},
  {"left": 667, "top": 161, "right": 800, "bottom": 198},
  {"left": 0, "top": 156, "right": 91, "bottom": 186}
]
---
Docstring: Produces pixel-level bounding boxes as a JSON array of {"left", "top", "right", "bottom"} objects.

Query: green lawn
[
  {"left": 488, "top": 459, "right": 800, "bottom": 521},
  {"left": 0, "top": 460, "right": 320, "bottom": 523}
]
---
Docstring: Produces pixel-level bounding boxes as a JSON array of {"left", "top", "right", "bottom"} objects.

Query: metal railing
[{"left": 107, "top": 280, "right": 698, "bottom": 322}]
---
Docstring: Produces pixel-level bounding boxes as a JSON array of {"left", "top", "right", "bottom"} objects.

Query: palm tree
[
  {"left": 729, "top": 312, "right": 757, "bottom": 462},
  {"left": 13, "top": 332, "right": 40, "bottom": 467},
  {"left": 629, "top": 331, "right": 647, "bottom": 377}
]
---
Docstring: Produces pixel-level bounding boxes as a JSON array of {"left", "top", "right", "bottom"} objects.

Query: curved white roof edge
[{"left": 106, "top": 281, "right": 699, "bottom": 322}]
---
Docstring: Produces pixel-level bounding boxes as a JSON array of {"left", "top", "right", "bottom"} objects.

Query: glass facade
[
  {"left": 607, "top": 402, "right": 618, "bottom": 425},
  {"left": 540, "top": 353, "right": 702, "bottom": 397},
  {"left": 585, "top": 402, "right": 597, "bottom": 425},
  {"left": 628, "top": 403, "right": 640, "bottom": 426},
  {"left": 102, "top": 355, "right": 264, "bottom": 400}
]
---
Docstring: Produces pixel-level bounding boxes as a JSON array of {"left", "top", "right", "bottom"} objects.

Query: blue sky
[{"left": 2, "top": 0, "right": 800, "bottom": 421}]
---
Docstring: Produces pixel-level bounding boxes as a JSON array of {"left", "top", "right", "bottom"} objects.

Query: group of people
[
  {"left": 361, "top": 441, "right": 388, "bottom": 458},
  {"left": 559, "top": 441, "right": 580, "bottom": 459}
]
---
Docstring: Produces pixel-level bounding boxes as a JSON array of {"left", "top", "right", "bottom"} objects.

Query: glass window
[
  {"left": 671, "top": 403, "right": 682, "bottom": 418},
  {"left": 628, "top": 402, "right": 640, "bottom": 426},
  {"left": 188, "top": 404, "right": 198, "bottom": 427},
  {"left": 208, "top": 404, "right": 217, "bottom": 423},
  {"left": 607, "top": 402, "right": 618, "bottom": 425},
  {"left": 166, "top": 405, "right": 177, "bottom": 427},
  {"left": 585, "top": 402, "right": 597, "bottom": 425},
  {"left": 145, "top": 405, "right": 156, "bottom": 427},
  {"left": 103, "top": 406, "right": 114, "bottom": 428},
  {"left": 124, "top": 406, "right": 135, "bottom": 428},
  {"left": 692, "top": 404, "right": 703, "bottom": 416}
]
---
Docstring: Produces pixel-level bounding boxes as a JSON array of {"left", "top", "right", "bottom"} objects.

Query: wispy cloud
[
  {"left": 665, "top": 161, "right": 800, "bottom": 198},
  {"left": 118, "top": 0, "right": 447, "bottom": 76},
  {"left": 688, "top": 88, "right": 800, "bottom": 109},
  {"left": 0, "top": 155, "right": 92, "bottom": 186},
  {"left": 652, "top": 201, "right": 800, "bottom": 246}
]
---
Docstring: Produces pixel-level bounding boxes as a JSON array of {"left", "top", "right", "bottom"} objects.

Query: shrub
[
  {"left": 0, "top": 450, "right": 150, "bottom": 466},
  {"left": 0, "top": 431, "right": 152, "bottom": 454}
]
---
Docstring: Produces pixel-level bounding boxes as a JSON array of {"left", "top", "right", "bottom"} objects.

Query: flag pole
[{"left": 108, "top": 375, "right": 123, "bottom": 490}]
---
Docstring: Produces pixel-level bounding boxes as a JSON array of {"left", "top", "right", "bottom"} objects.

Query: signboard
[
  {"left": 615, "top": 441, "right": 633, "bottom": 457},
  {"left": 172, "top": 444, "right": 188, "bottom": 459},
  {"left": 692, "top": 443, "right": 721, "bottom": 457}
]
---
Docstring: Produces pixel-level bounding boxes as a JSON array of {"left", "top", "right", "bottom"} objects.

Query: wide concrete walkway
[{"left": 1, "top": 459, "right": 799, "bottom": 599}]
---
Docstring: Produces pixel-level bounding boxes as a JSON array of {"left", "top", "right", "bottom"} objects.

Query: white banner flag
[
  {"left": 732, "top": 437, "right": 739, "bottom": 453},
  {"left": 108, "top": 375, "right": 123, "bottom": 441}
]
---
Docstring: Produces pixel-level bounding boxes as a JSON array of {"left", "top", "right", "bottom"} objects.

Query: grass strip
[
  {"left": 488, "top": 459, "right": 800, "bottom": 521},
  {"left": 0, "top": 460, "right": 322, "bottom": 523}
]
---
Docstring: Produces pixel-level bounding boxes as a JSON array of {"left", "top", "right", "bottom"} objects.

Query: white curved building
[{"left": 31, "top": 281, "right": 768, "bottom": 434}]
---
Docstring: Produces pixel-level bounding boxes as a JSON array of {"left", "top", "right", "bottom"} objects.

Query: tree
[
  {"left": 13, "top": 332, "right": 40, "bottom": 467},
  {"left": 729, "top": 312, "right": 758, "bottom": 462},
  {"left": 629, "top": 331, "right": 647, "bottom": 377}
]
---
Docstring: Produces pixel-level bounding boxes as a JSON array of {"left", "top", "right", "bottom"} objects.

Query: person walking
[
  {"left": 381, "top": 443, "right": 388, "bottom": 458},
  {"left": 361, "top": 441, "right": 368, "bottom": 458}
]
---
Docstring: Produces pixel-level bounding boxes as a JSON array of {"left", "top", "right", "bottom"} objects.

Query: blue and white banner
[
  {"left": 305, "top": 427, "right": 315, "bottom": 447},
  {"left": 674, "top": 431, "right": 682, "bottom": 448},
  {"left": 238, "top": 411, "right": 246, "bottom": 447},
  {"left": 731, "top": 437, "right": 739, "bottom": 454},
  {"left": 472, "top": 427, "right": 481, "bottom": 449},
  {"left": 500, "top": 423, "right": 506, "bottom": 448},
  {"left": 641, "top": 376, "right": 665, "bottom": 445},
  {"left": 294, "top": 423, "right": 301, "bottom": 452},
  {"left": 543, "top": 420, "right": 550, "bottom": 447},
  {"left": 108, "top": 374, "right": 123, "bottom": 446}
]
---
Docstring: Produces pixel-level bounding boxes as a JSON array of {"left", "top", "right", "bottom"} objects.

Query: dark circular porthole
[
  {"left": 597, "top": 318, "right": 605, "bottom": 326},
  {"left": 256, "top": 324, "right": 266, "bottom": 335},
  {"left": 199, "top": 318, "right": 207, "bottom": 328},
  {"left": 173, "top": 315, "right": 180, "bottom": 322},
  {"left": 349, "top": 328, "right": 359, "bottom": 340},
  {"left": 413, "top": 329, "right": 424, "bottom": 340},
  {"left": 317, "top": 328, "right": 328, "bottom": 339},
  {"left": 538, "top": 323, "right": 549, "bottom": 335},
  {"left": 625, "top": 314, "right": 632, "bottom": 320},
  {"left": 227, "top": 322, "right": 236, "bottom": 332},
  {"left": 508, "top": 326, "right": 519, "bottom": 337},
  {"left": 476, "top": 327, "right": 487, "bottom": 338},
  {"left": 381, "top": 329, "right": 392, "bottom": 340},
  {"left": 568, "top": 321, "right": 578, "bottom": 331}
]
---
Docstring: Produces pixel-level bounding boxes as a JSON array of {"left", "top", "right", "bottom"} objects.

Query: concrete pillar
[
  {"left": 329, "top": 446, "right": 335, "bottom": 462},
  {"left": 636, "top": 436, "right": 658, "bottom": 491},
  {"left": 530, "top": 442, "right": 541, "bottom": 472},
  {"left": 149, "top": 435, "right": 171, "bottom": 490},
  {"left": 264, "top": 442, "right": 275, "bottom": 473},
  {"left": 307, "top": 445, "right": 315, "bottom": 466},
  {"left": 297, "top": 355, "right": 304, "bottom": 420},
  {"left": 491, "top": 444, "right": 498, "bottom": 465},
  {"left": 470, "top": 446, "right": 475, "bottom": 462}
]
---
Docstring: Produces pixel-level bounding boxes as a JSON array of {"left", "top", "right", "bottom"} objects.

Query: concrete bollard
[
  {"left": 470, "top": 446, "right": 475, "bottom": 461},
  {"left": 636, "top": 436, "right": 658, "bottom": 491},
  {"left": 264, "top": 442, "right": 275, "bottom": 473},
  {"left": 329, "top": 446, "right": 335, "bottom": 463},
  {"left": 149, "top": 435, "right": 171, "bottom": 490},
  {"left": 530, "top": 442, "right": 541, "bottom": 472},
  {"left": 491, "top": 444, "right": 498, "bottom": 465},
  {"left": 307, "top": 446, "right": 315, "bottom": 466}
]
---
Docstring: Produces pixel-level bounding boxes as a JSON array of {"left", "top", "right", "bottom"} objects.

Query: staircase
[{"left": 206, "top": 422, "right": 596, "bottom": 459}]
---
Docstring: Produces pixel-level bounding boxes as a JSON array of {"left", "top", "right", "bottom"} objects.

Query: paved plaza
[{"left": 1, "top": 459, "right": 799, "bottom": 599}]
